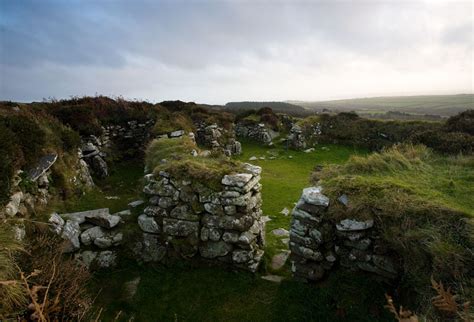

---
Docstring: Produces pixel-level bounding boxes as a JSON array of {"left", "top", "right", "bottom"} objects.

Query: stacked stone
[
  {"left": 287, "top": 125, "right": 306, "bottom": 150},
  {"left": 195, "top": 123, "right": 242, "bottom": 156},
  {"left": 289, "top": 186, "right": 399, "bottom": 282},
  {"left": 100, "top": 119, "right": 155, "bottom": 148},
  {"left": 235, "top": 123, "right": 273, "bottom": 145},
  {"left": 48, "top": 208, "right": 127, "bottom": 269},
  {"left": 137, "top": 163, "right": 265, "bottom": 272}
]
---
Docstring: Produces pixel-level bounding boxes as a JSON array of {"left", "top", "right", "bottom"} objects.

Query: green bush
[
  {"left": 413, "top": 130, "right": 474, "bottom": 154},
  {"left": 445, "top": 109, "right": 474, "bottom": 135},
  {"left": 0, "top": 126, "right": 19, "bottom": 205}
]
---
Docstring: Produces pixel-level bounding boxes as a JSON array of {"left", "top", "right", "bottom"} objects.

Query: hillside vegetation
[
  {"left": 314, "top": 144, "right": 474, "bottom": 311},
  {"left": 292, "top": 94, "right": 473, "bottom": 116}
]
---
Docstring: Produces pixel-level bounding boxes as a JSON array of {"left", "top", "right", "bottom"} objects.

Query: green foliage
[
  {"left": 444, "top": 109, "right": 474, "bottom": 135},
  {"left": 315, "top": 144, "right": 474, "bottom": 307},
  {"left": 412, "top": 129, "right": 474, "bottom": 154}
]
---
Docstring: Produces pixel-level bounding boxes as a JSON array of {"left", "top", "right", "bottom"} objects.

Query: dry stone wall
[
  {"left": 195, "top": 123, "right": 242, "bottom": 156},
  {"left": 236, "top": 122, "right": 274, "bottom": 145},
  {"left": 135, "top": 163, "right": 266, "bottom": 272},
  {"left": 290, "top": 186, "right": 400, "bottom": 282}
]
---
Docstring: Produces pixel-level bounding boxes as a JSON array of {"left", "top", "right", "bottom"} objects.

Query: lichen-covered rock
[
  {"left": 199, "top": 241, "right": 233, "bottom": 258},
  {"left": 138, "top": 215, "right": 160, "bottom": 233},
  {"left": 336, "top": 219, "right": 374, "bottom": 231},
  {"left": 61, "top": 220, "right": 81, "bottom": 253},
  {"left": 163, "top": 218, "right": 199, "bottom": 237}
]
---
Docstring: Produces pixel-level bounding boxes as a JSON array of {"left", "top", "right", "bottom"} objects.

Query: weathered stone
[
  {"left": 292, "top": 207, "right": 321, "bottom": 223},
  {"left": 372, "top": 255, "right": 398, "bottom": 275},
  {"left": 238, "top": 231, "right": 256, "bottom": 245},
  {"left": 158, "top": 197, "right": 178, "bottom": 209},
  {"left": 338, "top": 194, "right": 349, "bottom": 206},
  {"left": 85, "top": 211, "right": 120, "bottom": 229},
  {"left": 272, "top": 228, "right": 289, "bottom": 237},
  {"left": 222, "top": 231, "right": 239, "bottom": 243},
  {"left": 232, "top": 249, "right": 253, "bottom": 263},
  {"left": 221, "top": 173, "right": 253, "bottom": 187},
  {"left": 204, "top": 203, "right": 224, "bottom": 216},
  {"left": 138, "top": 215, "right": 160, "bottom": 233},
  {"left": 61, "top": 220, "right": 81, "bottom": 253},
  {"left": 128, "top": 200, "right": 144, "bottom": 208},
  {"left": 163, "top": 218, "right": 199, "bottom": 237},
  {"left": 5, "top": 192, "right": 23, "bottom": 217},
  {"left": 144, "top": 206, "right": 167, "bottom": 217},
  {"left": 170, "top": 205, "right": 199, "bottom": 221},
  {"left": 336, "top": 219, "right": 374, "bottom": 232},
  {"left": 344, "top": 238, "right": 372, "bottom": 251},
  {"left": 48, "top": 213, "right": 65, "bottom": 234},
  {"left": 114, "top": 209, "right": 132, "bottom": 217},
  {"left": 301, "top": 187, "right": 329, "bottom": 207},
  {"left": 28, "top": 154, "right": 58, "bottom": 181},
  {"left": 96, "top": 250, "right": 116, "bottom": 268},
  {"left": 169, "top": 130, "right": 184, "bottom": 138},
  {"left": 199, "top": 241, "right": 233, "bottom": 259},
  {"left": 242, "top": 163, "right": 262, "bottom": 176}
]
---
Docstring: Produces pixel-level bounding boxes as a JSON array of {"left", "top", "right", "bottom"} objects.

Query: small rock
[
  {"left": 280, "top": 207, "right": 290, "bottom": 216},
  {"left": 281, "top": 238, "right": 290, "bottom": 246},
  {"left": 261, "top": 275, "right": 284, "bottom": 283},
  {"left": 249, "top": 156, "right": 258, "bottom": 161},
  {"left": 128, "top": 200, "right": 144, "bottom": 208},
  {"left": 272, "top": 228, "right": 289, "bottom": 237},
  {"left": 338, "top": 194, "right": 349, "bottom": 207},
  {"left": 336, "top": 218, "right": 374, "bottom": 232},
  {"left": 271, "top": 251, "right": 290, "bottom": 270}
]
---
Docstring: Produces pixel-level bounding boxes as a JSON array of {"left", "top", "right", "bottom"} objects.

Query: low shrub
[
  {"left": 445, "top": 109, "right": 474, "bottom": 135},
  {"left": 413, "top": 130, "right": 474, "bottom": 154}
]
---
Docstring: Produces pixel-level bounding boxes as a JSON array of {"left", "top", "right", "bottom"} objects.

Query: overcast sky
[{"left": 0, "top": 0, "right": 472, "bottom": 104}]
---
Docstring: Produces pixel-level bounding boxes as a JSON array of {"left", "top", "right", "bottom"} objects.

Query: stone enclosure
[
  {"left": 290, "top": 186, "right": 399, "bottom": 282},
  {"left": 135, "top": 163, "right": 266, "bottom": 272}
]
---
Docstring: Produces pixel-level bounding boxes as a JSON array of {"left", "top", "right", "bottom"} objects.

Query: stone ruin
[
  {"left": 289, "top": 186, "right": 399, "bottom": 282},
  {"left": 195, "top": 123, "right": 242, "bottom": 156},
  {"left": 236, "top": 122, "right": 274, "bottom": 145},
  {"left": 135, "top": 163, "right": 265, "bottom": 272},
  {"left": 286, "top": 124, "right": 306, "bottom": 150},
  {"left": 48, "top": 207, "right": 134, "bottom": 269}
]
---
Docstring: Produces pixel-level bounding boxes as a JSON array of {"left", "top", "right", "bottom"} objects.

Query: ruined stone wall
[
  {"left": 235, "top": 122, "right": 274, "bottom": 146},
  {"left": 289, "top": 186, "right": 399, "bottom": 282},
  {"left": 195, "top": 123, "right": 242, "bottom": 156},
  {"left": 135, "top": 163, "right": 265, "bottom": 272}
]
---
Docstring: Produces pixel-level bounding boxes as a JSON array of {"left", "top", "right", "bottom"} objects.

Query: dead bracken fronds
[
  {"left": 384, "top": 294, "right": 419, "bottom": 322},
  {"left": 431, "top": 277, "right": 472, "bottom": 322}
]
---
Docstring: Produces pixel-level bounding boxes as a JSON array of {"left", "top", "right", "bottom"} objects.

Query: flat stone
[
  {"left": 281, "top": 238, "right": 290, "bottom": 246},
  {"left": 272, "top": 228, "right": 289, "bottom": 237},
  {"left": 301, "top": 186, "right": 329, "bottom": 207},
  {"left": 128, "top": 200, "right": 144, "bottom": 208},
  {"left": 85, "top": 211, "right": 120, "bottom": 229},
  {"left": 221, "top": 173, "right": 253, "bottom": 187},
  {"left": 249, "top": 156, "right": 257, "bottom": 161},
  {"left": 62, "top": 208, "right": 109, "bottom": 225},
  {"left": 280, "top": 207, "right": 290, "bottom": 216},
  {"left": 271, "top": 251, "right": 290, "bottom": 270},
  {"left": 114, "top": 209, "right": 132, "bottom": 217},
  {"left": 48, "top": 213, "right": 64, "bottom": 234},
  {"left": 28, "top": 153, "right": 58, "bottom": 181},
  {"left": 336, "top": 219, "right": 374, "bottom": 232},
  {"left": 163, "top": 218, "right": 199, "bottom": 237},
  {"left": 261, "top": 275, "right": 284, "bottom": 283},
  {"left": 169, "top": 130, "right": 184, "bottom": 138},
  {"left": 242, "top": 163, "right": 262, "bottom": 176}
]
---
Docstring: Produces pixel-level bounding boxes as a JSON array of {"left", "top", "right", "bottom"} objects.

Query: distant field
[{"left": 291, "top": 94, "right": 473, "bottom": 116}]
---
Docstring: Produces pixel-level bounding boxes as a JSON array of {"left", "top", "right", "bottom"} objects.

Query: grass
[
  {"left": 43, "top": 160, "right": 145, "bottom": 217},
  {"left": 91, "top": 263, "right": 390, "bottom": 322},
  {"left": 234, "top": 139, "right": 367, "bottom": 267}
]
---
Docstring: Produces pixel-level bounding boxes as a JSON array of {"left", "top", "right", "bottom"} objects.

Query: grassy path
[{"left": 235, "top": 140, "right": 367, "bottom": 270}]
